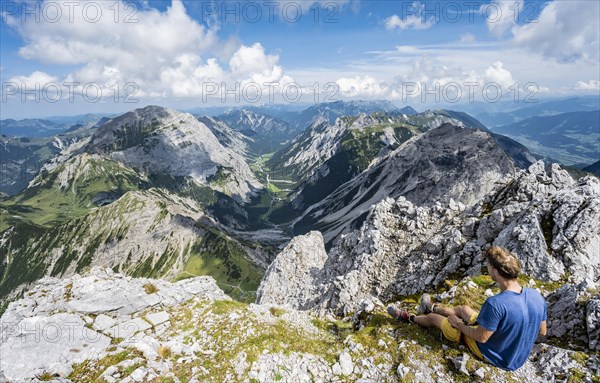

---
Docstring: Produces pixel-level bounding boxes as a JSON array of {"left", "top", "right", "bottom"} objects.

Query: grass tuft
[
  {"left": 143, "top": 283, "right": 159, "bottom": 294},
  {"left": 157, "top": 345, "right": 172, "bottom": 359}
]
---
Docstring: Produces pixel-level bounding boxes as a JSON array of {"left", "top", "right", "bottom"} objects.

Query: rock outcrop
[
  {"left": 256, "top": 231, "right": 328, "bottom": 310},
  {"left": 0, "top": 267, "right": 226, "bottom": 382},
  {"left": 293, "top": 123, "right": 519, "bottom": 245},
  {"left": 545, "top": 280, "right": 600, "bottom": 350},
  {"left": 260, "top": 161, "right": 600, "bottom": 318},
  {"left": 1, "top": 267, "right": 597, "bottom": 383}
]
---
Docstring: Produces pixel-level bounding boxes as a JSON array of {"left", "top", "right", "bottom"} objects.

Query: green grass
[
  {"left": 185, "top": 300, "right": 342, "bottom": 381},
  {"left": 269, "top": 307, "right": 287, "bottom": 317},
  {"left": 143, "top": 283, "right": 159, "bottom": 294},
  {"left": 266, "top": 182, "right": 282, "bottom": 193},
  {"left": 340, "top": 124, "right": 414, "bottom": 170},
  {"left": 0, "top": 155, "right": 145, "bottom": 230},
  {"left": 37, "top": 372, "right": 54, "bottom": 381},
  {"left": 69, "top": 348, "right": 144, "bottom": 381},
  {"left": 174, "top": 226, "right": 264, "bottom": 302}
]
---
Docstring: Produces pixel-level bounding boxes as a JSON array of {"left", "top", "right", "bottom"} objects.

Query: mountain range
[
  {"left": 492, "top": 110, "right": 600, "bottom": 166},
  {"left": 0, "top": 100, "right": 555, "bottom": 303},
  {"left": 475, "top": 96, "right": 600, "bottom": 128},
  {"left": 0, "top": 113, "right": 113, "bottom": 137},
  {"left": 0, "top": 99, "right": 598, "bottom": 382}
]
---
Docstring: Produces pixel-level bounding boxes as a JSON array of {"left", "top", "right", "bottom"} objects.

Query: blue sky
[{"left": 1, "top": 0, "right": 599, "bottom": 118}]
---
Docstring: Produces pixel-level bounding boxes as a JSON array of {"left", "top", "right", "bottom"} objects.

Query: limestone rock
[
  {"left": 0, "top": 267, "right": 226, "bottom": 382},
  {"left": 339, "top": 351, "right": 354, "bottom": 376},
  {"left": 586, "top": 296, "right": 600, "bottom": 350},
  {"left": 259, "top": 161, "right": 600, "bottom": 317},
  {"left": 256, "top": 231, "right": 329, "bottom": 310},
  {"left": 546, "top": 281, "right": 599, "bottom": 348},
  {"left": 451, "top": 353, "right": 470, "bottom": 376}
]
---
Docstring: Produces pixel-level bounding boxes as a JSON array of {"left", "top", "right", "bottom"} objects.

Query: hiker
[{"left": 387, "top": 246, "right": 547, "bottom": 371}]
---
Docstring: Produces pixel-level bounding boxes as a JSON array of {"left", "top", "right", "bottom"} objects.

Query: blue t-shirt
[{"left": 476, "top": 287, "right": 547, "bottom": 371}]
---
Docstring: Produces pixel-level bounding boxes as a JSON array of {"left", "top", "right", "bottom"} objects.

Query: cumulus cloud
[
  {"left": 384, "top": 2, "right": 434, "bottom": 31},
  {"left": 405, "top": 59, "right": 519, "bottom": 100},
  {"left": 336, "top": 76, "right": 389, "bottom": 98},
  {"left": 8, "top": 71, "right": 58, "bottom": 88},
  {"left": 3, "top": 71, "right": 60, "bottom": 101},
  {"left": 333, "top": 56, "right": 521, "bottom": 102},
  {"left": 575, "top": 80, "right": 600, "bottom": 91},
  {"left": 484, "top": 0, "right": 523, "bottom": 37},
  {"left": 484, "top": 61, "right": 515, "bottom": 89},
  {"left": 510, "top": 1, "right": 600, "bottom": 63},
  {"left": 4, "top": 0, "right": 293, "bottom": 100}
]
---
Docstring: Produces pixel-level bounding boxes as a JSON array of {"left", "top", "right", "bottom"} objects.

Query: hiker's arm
[
  {"left": 538, "top": 320, "right": 547, "bottom": 337},
  {"left": 456, "top": 322, "right": 494, "bottom": 343}
]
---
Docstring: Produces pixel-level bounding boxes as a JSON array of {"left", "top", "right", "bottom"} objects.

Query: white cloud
[
  {"left": 336, "top": 76, "right": 389, "bottom": 98},
  {"left": 484, "top": 61, "right": 515, "bottom": 89},
  {"left": 8, "top": 71, "right": 58, "bottom": 89},
  {"left": 459, "top": 33, "right": 476, "bottom": 43},
  {"left": 4, "top": 71, "right": 60, "bottom": 101},
  {"left": 575, "top": 80, "right": 600, "bottom": 91},
  {"left": 5, "top": 0, "right": 292, "bottom": 100},
  {"left": 484, "top": 0, "right": 523, "bottom": 37},
  {"left": 352, "top": 35, "right": 597, "bottom": 101},
  {"left": 384, "top": 2, "right": 434, "bottom": 31},
  {"left": 229, "top": 43, "right": 278, "bottom": 76},
  {"left": 331, "top": 56, "right": 522, "bottom": 103},
  {"left": 510, "top": 1, "right": 600, "bottom": 63}
]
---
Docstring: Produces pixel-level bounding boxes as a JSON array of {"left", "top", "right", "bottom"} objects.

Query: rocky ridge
[
  {"left": 218, "top": 109, "right": 293, "bottom": 137},
  {"left": 2, "top": 267, "right": 597, "bottom": 383},
  {"left": 259, "top": 161, "right": 600, "bottom": 351},
  {"left": 269, "top": 110, "right": 495, "bottom": 187},
  {"left": 292, "top": 123, "right": 520, "bottom": 245},
  {"left": 0, "top": 188, "right": 268, "bottom": 302},
  {"left": 84, "top": 105, "right": 262, "bottom": 203}
]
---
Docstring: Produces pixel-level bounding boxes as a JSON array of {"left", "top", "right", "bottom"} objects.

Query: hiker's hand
[{"left": 448, "top": 315, "right": 462, "bottom": 328}]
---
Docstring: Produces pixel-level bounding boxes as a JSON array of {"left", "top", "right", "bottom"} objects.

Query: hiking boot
[
  {"left": 417, "top": 293, "right": 434, "bottom": 315},
  {"left": 387, "top": 305, "right": 412, "bottom": 322}
]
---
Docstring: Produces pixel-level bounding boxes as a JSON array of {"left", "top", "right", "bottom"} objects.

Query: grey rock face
[
  {"left": 83, "top": 105, "right": 262, "bottom": 202},
  {"left": 545, "top": 279, "right": 600, "bottom": 351},
  {"left": 523, "top": 343, "right": 599, "bottom": 382},
  {"left": 256, "top": 231, "right": 328, "bottom": 310},
  {"left": 545, "top": 281, "right": 597, "bottom": 346},
  {"left": 0, "top": 267, "right": 226, "bottom": 382},
  {"left": 479, "top": 161, "right": 600, "bottom": 282},
  {"left": 259, "top": 161, "right": 600, "bottom": 317},
  {"left": 294, "top": 123, "right": 518, "bottom": 245},
  {"left": 587, "top": 297, "right": 600, "bottom": 350}
]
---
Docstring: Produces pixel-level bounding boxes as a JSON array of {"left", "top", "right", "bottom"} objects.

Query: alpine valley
[{"left": 1, "top": 100, "right": 599, "bottom": 383}]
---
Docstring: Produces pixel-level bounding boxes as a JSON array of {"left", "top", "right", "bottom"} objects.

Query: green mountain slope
[
  {"left": 0, "top": 188, "right": 266, "bottom": 301},
  {"left": 0, "top": 154, "right": 147, "bottom": 231}
]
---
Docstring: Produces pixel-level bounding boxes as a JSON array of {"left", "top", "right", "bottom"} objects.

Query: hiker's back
[{"left": 477, "top": 287, "right": 547, "bottom": 371}]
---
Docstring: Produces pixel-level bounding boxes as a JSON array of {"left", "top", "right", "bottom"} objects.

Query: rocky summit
[
  {"left": 259, "top": 161, "right": 600, "bottom": 316},
  {"left": 1, "top": 160, "right": 598, "bottom": 382},
  {"left": 1, "top": 267, "right": 598, "bottom": 383}
]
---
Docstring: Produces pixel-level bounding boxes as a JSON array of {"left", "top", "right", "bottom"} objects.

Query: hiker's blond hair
[{"left": 485, "top": 246, "right": 521, "bottom": 280}]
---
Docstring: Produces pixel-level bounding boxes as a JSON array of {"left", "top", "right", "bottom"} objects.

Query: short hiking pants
[{"left": 440, "top": 312, "right": 485, "bottom": 361}]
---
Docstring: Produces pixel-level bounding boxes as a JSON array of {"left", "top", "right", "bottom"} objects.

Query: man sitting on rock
[{"left": 387, "top": 246, "right": 547, "bottom": 371}]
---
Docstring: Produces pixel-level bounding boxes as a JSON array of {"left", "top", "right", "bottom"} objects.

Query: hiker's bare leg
[
  {"left": 433, "top": 304, "right": 477, "bottom": 323},
  {"left": 413, "top": 313, "right": 445, "bottom": 329}
]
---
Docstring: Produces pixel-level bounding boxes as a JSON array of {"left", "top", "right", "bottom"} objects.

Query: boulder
[{"left": 256, "top": 231, "right": 329, "bottom": 310}]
